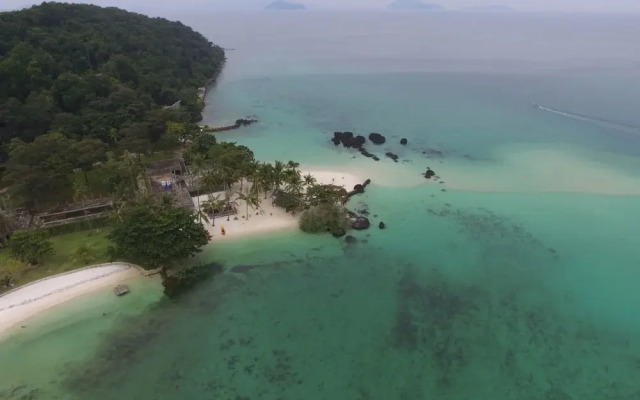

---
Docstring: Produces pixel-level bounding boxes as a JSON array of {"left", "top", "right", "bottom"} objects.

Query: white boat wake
[{"left": 533, "top": 104, "right": 640, "bottom": 134}]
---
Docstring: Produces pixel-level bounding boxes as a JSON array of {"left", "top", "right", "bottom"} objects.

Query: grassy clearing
[{"left": 0, "top": 228, "right": 112, "bottom": 290}]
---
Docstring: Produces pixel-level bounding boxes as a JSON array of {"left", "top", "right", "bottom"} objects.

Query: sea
[{"left": 2, "top": 11, "right": 640, "bottom": 400}]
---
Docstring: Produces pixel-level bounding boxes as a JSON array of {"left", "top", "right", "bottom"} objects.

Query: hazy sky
[{"left": 3, "top": 0, "right": 640, "bottom": 13}]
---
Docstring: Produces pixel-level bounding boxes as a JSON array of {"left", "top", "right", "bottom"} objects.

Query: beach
[
  {"left": 193, "top": 168, "right": 365, "bottom": 242},
  {"left": 0, "top": 263, "right": 143, "bottom": 339}
]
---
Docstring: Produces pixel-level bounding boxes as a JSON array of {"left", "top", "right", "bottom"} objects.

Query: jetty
[{"left": 201, "top": 118, "right": 257, "bottom": 133}]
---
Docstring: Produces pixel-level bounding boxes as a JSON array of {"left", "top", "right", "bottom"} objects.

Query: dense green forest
[{"left": 0, "top": 2, "right": 225, "bottom": 209}]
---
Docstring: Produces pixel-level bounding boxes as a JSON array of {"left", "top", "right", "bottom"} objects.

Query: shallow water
[{"left": 2, "top": 11, "right": 640, "bottom": 400}]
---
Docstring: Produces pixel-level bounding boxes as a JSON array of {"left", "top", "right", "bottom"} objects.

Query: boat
[{"left": 113, "top": 284, "right": 130, "bottom": 296}]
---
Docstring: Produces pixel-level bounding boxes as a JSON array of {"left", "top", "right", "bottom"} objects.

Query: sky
[{"left": 2, "top": 0, "right": 640, "bottom": 14}]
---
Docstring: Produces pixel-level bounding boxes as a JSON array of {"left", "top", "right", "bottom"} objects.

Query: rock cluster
[{"left": 332, "top": 132, "right": 366, "bottom": 148}]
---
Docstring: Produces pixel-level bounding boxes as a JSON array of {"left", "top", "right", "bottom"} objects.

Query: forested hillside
[{"left": 0, "top": 2, "right": 225, "bottom": 159}]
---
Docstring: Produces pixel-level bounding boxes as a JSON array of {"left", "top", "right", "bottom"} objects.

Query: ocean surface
[{"left": 2, "top": 11, "right": 640, "bottom": 400}]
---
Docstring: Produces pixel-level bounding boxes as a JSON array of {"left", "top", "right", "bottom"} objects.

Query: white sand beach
[
  {"left": 0, "top": 263, "right": 142, "bottom": 338},
  {"left": 193, "top": 169, "right": 364, "bottom": 242}
]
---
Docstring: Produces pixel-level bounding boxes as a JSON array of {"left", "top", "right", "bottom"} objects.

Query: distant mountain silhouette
[
  {"left": 265, "top": 1, "right": 306, "bottom": 10},
  {"left": 464, "top": 5, "right": 512, "bottom": 11},
  {"left": 388, "top": 0, "right": 444, "bottom": 10}
]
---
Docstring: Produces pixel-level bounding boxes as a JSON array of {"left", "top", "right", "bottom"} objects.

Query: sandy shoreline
[
  {"left": 0, "top": 263, "right": 143, "bottom": 339},
  {"left": 195, "top": 168, "right": 365, "bottom": 242}
]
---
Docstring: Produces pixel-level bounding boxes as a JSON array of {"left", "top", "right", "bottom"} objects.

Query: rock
[
  {"left": 359, "top": 148, "right": 375, "bottom": 158},
  {"left": 352, "top": 217, "right": 371, "bottom": 230},
  {"left": 400, "top": 138, "right": 408, "bottom": 145},
  {"left": 331, "top": 228, "right": 346, "bottom": 237},
  {"left": 353, "top": 184, "right": 365, "bottom": 193},
  {"left": 385, "top": 152, "right": 399, "bottom": 162},
  {"left": 424, "top": 168, "right": 435, "bottom": 179},
  {"left": 379, "top": 221, "right": 386, "bottom": 229},
  {"left": 373, "top": 156, "right": 380, "bottom": 161},
  {"left": 368, "top": 132, "right": 386, "bottom": 145},
  {"left": 331, "top": 137, "right": 340, "bottom": 146},
  {"left": 345, "top": 235, "right": 358, "bottom": 244},
  {"left": 352, "top": 135, "right": 366, "bottom": 148}
]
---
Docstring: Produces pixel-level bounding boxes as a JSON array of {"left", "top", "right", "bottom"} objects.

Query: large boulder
[
  {"left": 352, "top": 217, "right": 371, "bottom": 230},
  {"left": 368, "top": 132, "right": 386, "bottom": 145}
]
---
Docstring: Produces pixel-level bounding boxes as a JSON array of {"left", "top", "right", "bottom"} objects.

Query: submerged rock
[
  {"left": 331, "top": 228, "right": 346, "bottom": 238},
  {"left": 379, "top": 221, "right": 386, "bottom": 229},
  {"left": 400, "top": 138, "right": 408, "bottom": 145},
  {"left": 385, "top": 152, "right": 399, "bottom": 162},
  {"left": 345, "top": 235, "right": 358, "bottom": 245}
]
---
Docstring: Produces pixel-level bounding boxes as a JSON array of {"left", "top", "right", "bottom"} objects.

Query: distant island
[
  {"left": 265, "top": 1, "right": 306, "bottom": 10},
  {"left": 463, "top": 5, "right": 512, "bottom": 11},
  {"left": 388, "top": 0, "right": 444, "bottom": 10}
]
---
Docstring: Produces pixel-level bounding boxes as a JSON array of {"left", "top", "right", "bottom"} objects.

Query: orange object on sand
[{"left": 221, "top": 226, "right": 226, "bottom": 236}]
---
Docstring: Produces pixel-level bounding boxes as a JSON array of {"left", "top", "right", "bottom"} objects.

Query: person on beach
[{"left": 221, "top": 226, "right": 226, "bottom": 236}]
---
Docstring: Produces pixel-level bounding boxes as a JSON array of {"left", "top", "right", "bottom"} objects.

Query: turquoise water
[{"left": 2, "top": 12, "right": 640, "bottom": 399}]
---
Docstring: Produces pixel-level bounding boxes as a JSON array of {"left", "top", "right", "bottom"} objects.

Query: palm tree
[
  {"left": 236, "top": 191, "right": 261, "bottom": 220},
  {"left": 72, "top": 179, "right": 90, "bottom": 205},
  {"left": 73, "top": 179, "right": 91, "bottom": 226},
  {"left": 258, "top": 163, "right": 275, "bottom": 199},
  {"left": 222, "top": 191, "right": 239, "bottom": 221},
  {"left": 242, "top": 159, "right": 261, "bottom": 193},
  {"left": 272, "top": 160, "right": 285, "bottom": 192},
  {"left": 189, "top": 153, "right": 207, "bottom": 215},
  {"left": 284, "top": 172, "right": 304, "bottom": 195},
  {"left": 112, "top": 195, "right": 128, "bottom": 223},
  {"left": 202, "top": 194, "right": 226, "bottom": 226},
  {"left": 195, "top": 207, "right": 210, "bottom": 225},
  {"left": 303, "top": 173, "right": 316, "bottom": 187},
  {"left": 72, "top": 242, "right": 97, "bottom": 266}
]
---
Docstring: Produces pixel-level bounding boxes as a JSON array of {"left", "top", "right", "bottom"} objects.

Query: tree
[
  {"left": 70, "top": 138, "right": 108, "bottom": 184},
  {"left": 283, "top": 170, "right": 304, "bottom": 194},
  {"left": 3, "top": 133, "right": 78, "bottom": 211},
  {"left": 272, "top": 160, "right": 285, "bottom": 192},
  {"left": 0, "top": 2, "right": 226, "bottom": 154},
  {"left": 72, "top": 242, "right": 97, "bottom": 266},
  {"left": 107, "top": 197, "right": 208, "bottom": 270},
  {"left": 9, "top": 230, "right": 54, "bottom": 265},
  {"left": 201, "top": 194, "right": 226, "bottom": 226},
  {"left": 237, "top": 191, "right": 261, "bottom": 220},
  {"left": 257, "top": 162, "right": 275, "bottom": 199},
  {"left": 306, "top": 184, "right": 348, "bottom": 207},
  {"left": 299, "top": 204, "right": 350, "bottom": 235},
  {"left": 303, "top": 173, "right": 317, "bottom": 187}
]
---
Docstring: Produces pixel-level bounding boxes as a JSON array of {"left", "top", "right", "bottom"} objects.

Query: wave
[{"left": 534, "top": 104, "right": 640, "bottom": 134}]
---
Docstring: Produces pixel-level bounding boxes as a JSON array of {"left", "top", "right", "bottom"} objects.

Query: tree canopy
[
  {"left": 107, "top": 197, "right": 209, "bottom": 270},
  {"left": 0, "top": 2, "right": 225, "bottom": 162}
]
